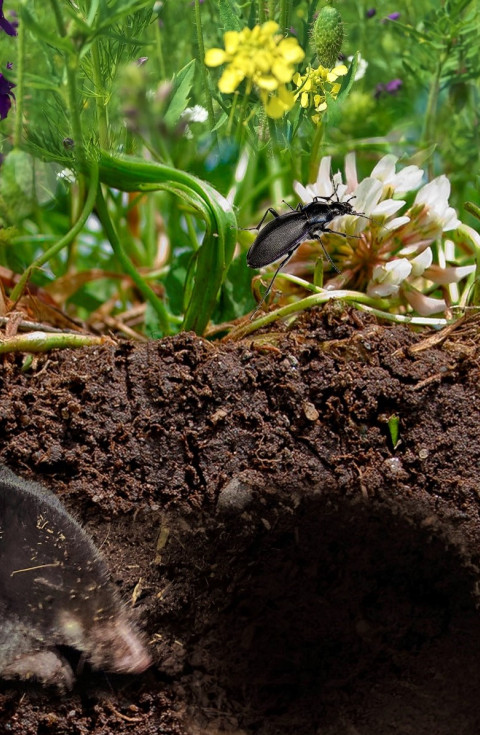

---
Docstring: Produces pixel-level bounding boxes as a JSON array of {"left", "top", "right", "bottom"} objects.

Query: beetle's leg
[
  {"left": 281, "top": 200, "right": 300, "bottom": 212},
  {"left": 239, "top": 208, "right": 281, "bottom": 231},
  {"left": 319, "top": 242, "right": 340, "bottom": 274},
  {"left": 249, "top": 251, "right": 293, "bottom": 319},
  {"left": 316, "top": 229, "right": 361, "bottom": 274}
]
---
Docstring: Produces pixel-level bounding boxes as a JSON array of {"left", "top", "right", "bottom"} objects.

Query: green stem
[
  {"left": 48, "top": 0, "right": 66, "bottom": 34},
  {"left": 194, "top": 0, "right": 217, "bottom": 136},
  {"left": 90, "top": 39, "right": 109, "bottom": 149},
  {"left": 265, "top": 141, "right": 284, "bottom": 207},
  {"left": 229, "top": 288, "right": 447, "bottom": 340},
  {"left": 421, "top": 55, "right": 444, "bottom": 179},
  {"left": 95, "top": 186, "right": 171, "bottom": 335},
  {"left": 257, "top": 0, "right": 266, "bottom": 22},
  {"left": 235, "top": 81, "right": 251, "bottom": 143},
  {"left": 154, "top": 15, "right": 166, "bottom": 79},
  {"left": 308, "top": 122, "right": 324, "bottom": 183},
  {"left": 10, "top": 165, "right": 100, "bottom": 303},
  {"left": 279, "top": 0, "right": 287, "bottom": 29},
  {"left": 268, "top": 0, "right": 276, "bottom": 19},
  {"left": 13, "top": 11, "right": 26, "bottom": 148},
  {"left": 0, "top": 332, "right": 109, "bottom": 354},
  {"left": 49, "top": 0, "right": 84, "bottom": 156}
]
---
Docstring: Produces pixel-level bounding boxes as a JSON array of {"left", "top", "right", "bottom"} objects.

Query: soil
[{"left": 1, "top": 304, "right": 480, "bottom": 734}]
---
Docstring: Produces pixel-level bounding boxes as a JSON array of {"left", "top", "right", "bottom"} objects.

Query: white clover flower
[
  {"left": 347, "top": 54, "right": 368, "bottom": 81},
  {"left": 57, "top": 168, "right": 76, "bottom": 183},
  {"left": 410, "top": 247, "right": 432, "bottom": 277},
  {"left": 290, "top": 153, "right": 477, "bottom": 316},
  {"left": 181, "top": 105, "right": 209, "bottom": 123},
  {"left": 368, "top": 259, "right": 412, "bottom": 297},
  {"left": 404, "top": 290, "right": 446, "bottom": 316},
  {"left": 413, "top": 176, "right": 460, "bottom": 231}
]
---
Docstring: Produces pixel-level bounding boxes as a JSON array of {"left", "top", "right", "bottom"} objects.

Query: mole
[{"left": 0, "top": 465, "right": 152, "bottom": 690}]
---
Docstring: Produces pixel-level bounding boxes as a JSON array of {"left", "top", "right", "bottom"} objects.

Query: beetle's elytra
[{"left": 246, "top": 194, "right": 362, "bottom": 312}]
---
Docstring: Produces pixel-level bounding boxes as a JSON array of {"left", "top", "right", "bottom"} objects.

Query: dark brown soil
[{"left": 2, "top": 305, "right": 480, "bottom": 734}]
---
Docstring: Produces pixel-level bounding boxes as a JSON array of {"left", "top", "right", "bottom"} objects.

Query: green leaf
[
  {"left": 218, "top": 0, "right": 244, "bottom": 31},
  {"left": 164, "top": 59, "right": 196, "bottom": 127},
  {"left": 96, "top": 152, "right": 237, "bottom": 335},
  {"left": 337, "top": 52, "right": 358, "bottom": 102},
  {"left": 388, "top": 415, "right": 400, "bottom": 449},
  {"left": 212, "top": 253, "right": 256, "bottom": 323}
]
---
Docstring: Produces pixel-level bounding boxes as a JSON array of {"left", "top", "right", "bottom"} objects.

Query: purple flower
[
  {"left": 385, "top": 78, "right": 403, "bottom": 93},
  {"left": 387, "top": 12, "right": 400, "bottom": 20},
  {"left": 374, "top": 78, "right": 403, "bottom": 98},
  {"left": 0, "top": 73, "right": 15, "bottom": 119},
  {"left": 0, "top": 2, "right": 17, "bottom": 36},
  {"left": 6, "top": 61, "right": 12, "bottom": 69},
  {"left": 366, "top": 8, "right": 376, "bottom": 18}
]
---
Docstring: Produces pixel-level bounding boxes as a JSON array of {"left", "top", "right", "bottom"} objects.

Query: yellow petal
[
  {"left": 224, "top": 31, "right": 240, "bottom": 55},
  {"left": 236, "top": 54, "right": 255, "bottom": 77},
  {"left": 265, "top": 88, "right": 294, "bottom": 118},
  {"left": 272, "top": 58, "right": 294, "bottom": 83},
  {"left": 262, "top": 20, "right": 280, "bottom": 35},
  {"left": 218, "top": 66, "right": 244, "bottom": 93},
  {"left": 256, "top": 74, "right": 279, "bottom": 91},
  {"left": 204, "top": 48, "right": 227, "bottom": 67},
  {"left": 277, "top": 86, "right": 295, "bottom": 106},
  {"left": 265, "top": 97, "right": 285, "bottom": 118},
  {"left": 300, "top": 91, "right": 309, "bottom": 108},
  {"left": 278, "top": 38, "right": 305, "bottom": 63},
  {"left": 254, "top": 50, "right": 272, "bottom": 73}
]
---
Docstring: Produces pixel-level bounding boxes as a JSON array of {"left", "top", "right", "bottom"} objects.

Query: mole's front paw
[{"left": 1, "top": 650, "right": 75, "bottom": 691}]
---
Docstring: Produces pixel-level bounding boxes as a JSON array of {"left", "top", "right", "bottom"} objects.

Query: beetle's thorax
[{"left": 303, "top": 199, "right": 354, "bottom": 224}]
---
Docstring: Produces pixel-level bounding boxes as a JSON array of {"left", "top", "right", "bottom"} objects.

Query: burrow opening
[{"left": 159, "top": 493, "right": 480, "bottom": 735}]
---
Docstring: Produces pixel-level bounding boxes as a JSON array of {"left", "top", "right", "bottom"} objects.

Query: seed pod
[{"left": 312, "top": 6, "right": 344, "bottom": 69}]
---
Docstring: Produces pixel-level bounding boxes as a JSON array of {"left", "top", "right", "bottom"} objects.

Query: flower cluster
[
  {"left": 293, "top": 63, "right": 347, "bottom": 123},
  {"left": 0, "top": 1, "right": 16, "bottom": 121},
  {"left": 293, "top": 154, "right": 479, "bottom": 315},
  {"left": 205, "top": 21, "right": 305, "bottom": 118},
  {"left": 0, "top": 71, "right": 14, "bottom": 119},
  {"left": 0, "top": 0, "right": 16, "bottom": 37}
]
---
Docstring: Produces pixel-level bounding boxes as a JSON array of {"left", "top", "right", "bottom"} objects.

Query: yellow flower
[
  {"left": 205, "top": 21, "right": 305, "bottom": 117},
  {"left": 293, "top": 63, "right": 347, "bottom": 123}
]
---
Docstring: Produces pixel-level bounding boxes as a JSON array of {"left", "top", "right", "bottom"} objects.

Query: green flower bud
[{"left": 312, "top": 6, "right": 344, "bottom": 69}]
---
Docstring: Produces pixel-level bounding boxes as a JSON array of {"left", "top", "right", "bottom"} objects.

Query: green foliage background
[{"left": 0, "top": 0, "right": 478, "bottom": 337}]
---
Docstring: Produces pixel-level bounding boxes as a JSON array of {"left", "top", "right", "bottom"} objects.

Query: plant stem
[
  {"left": 227, "top": 287, "right": 448, "bottom": 340},
  {"left": 257, "top": 0, "right": 266, "bottom": 22},
  {"left": 95, "top": 186, "right": 171, "bottom": 335},
  {"left": 194, "top": 0, "right": 217, "bottom": 138},
  {"left": 154, "top": 15, "right": 166, "bottom": 79},
  {"left": 279, "top": 0, "right": 288, "bottom": 29},
  {"left": 13, "top": 10, "right": 26, "bottom": 148},
  {"left": 421, "top": 55, "right": 445, "bottom": 179},
  {"left": 308, "top": 122, "right": 324, "bottom": 182},
  {"left": 90, "top": 39, "right": 109, "bottom": 149},
  {"left": 10, "top": 165, "right": 100, "bottom": 303},
  {"left": 49, "top": 0, "right": 84, "bottom": 157}
]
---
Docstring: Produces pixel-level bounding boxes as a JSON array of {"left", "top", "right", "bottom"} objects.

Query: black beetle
[{"left": 246, "top": 194, "right": 363, "bottom": 311}]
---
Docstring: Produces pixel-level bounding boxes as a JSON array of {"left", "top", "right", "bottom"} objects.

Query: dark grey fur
[{"left": 0, "top": 466, "right": 151, "bottom": 690}]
